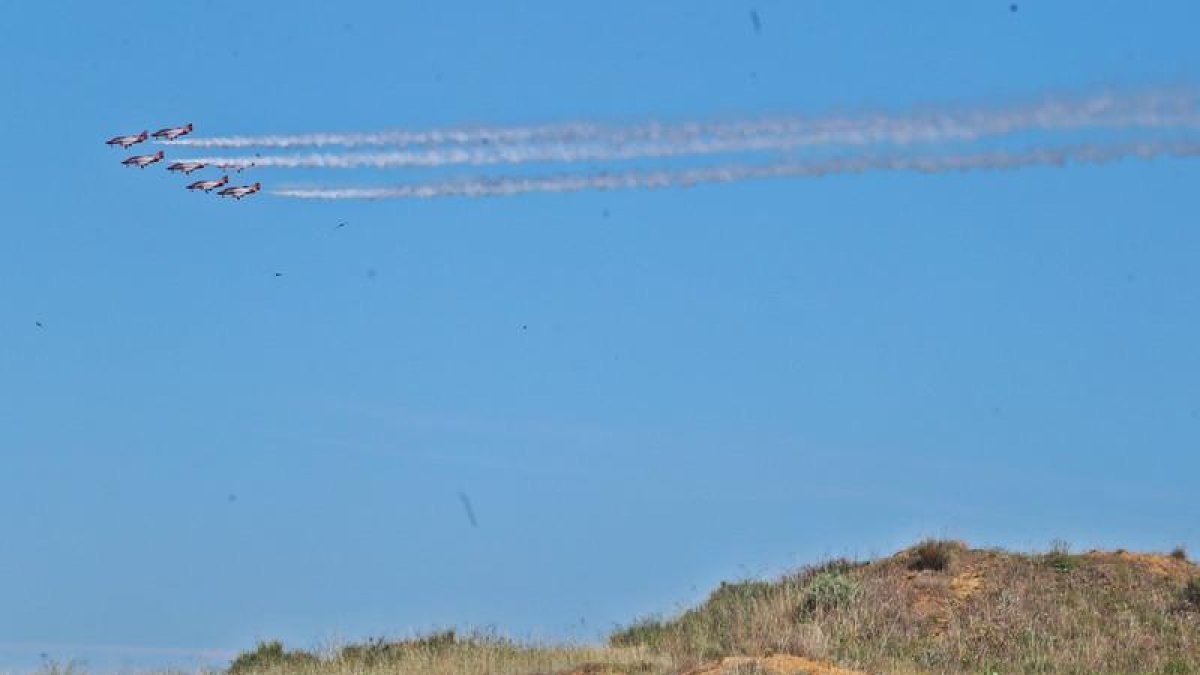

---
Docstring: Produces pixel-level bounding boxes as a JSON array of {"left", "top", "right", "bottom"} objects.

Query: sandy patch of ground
[
  {"left": 684, "top": 654, "right": 868, "bottom": 675},
  {"left": 950, "top": 568, "right": 984, "bottom": 602},
  {"left": 1092, "top": 550, "right": 1196, "bottom": 581}
]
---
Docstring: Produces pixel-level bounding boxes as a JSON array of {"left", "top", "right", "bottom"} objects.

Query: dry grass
[
  {"left": 217, "top": 632, "right": 671, "bottom": 675},
  {"left": 33, "top": 542, "right": 1200, "bottom": 675},
  {"left": 611, "top": 542, "right": 1200, "bottom": 674}
]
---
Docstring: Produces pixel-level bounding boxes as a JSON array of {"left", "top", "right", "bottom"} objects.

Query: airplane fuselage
[
  {"left": 218, "top": 186, "right": 259, "bottom": 199},
  {"left": 107, "top": 134, "right": 146, "bottom": 148},
  {"left": 188, "top": 178, "right": 228, "bottom": 192},
  {"left": 123, "top": 152, "right": 164, "bottom": 168},
  {"left": 154, "top": 125, "right": 193, "bottom": 141}
]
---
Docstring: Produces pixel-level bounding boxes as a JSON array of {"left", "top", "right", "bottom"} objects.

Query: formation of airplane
[
  {"left": 218, "top": 182, "right": 261, "bottom": 200},
  {"left": 107, "top": 123, "right": 262, "bottom": 200}
]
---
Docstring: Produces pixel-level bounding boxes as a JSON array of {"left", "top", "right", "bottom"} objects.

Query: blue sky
[{"left": 2, "top": 0, "right": 1200, "bottom": 671}]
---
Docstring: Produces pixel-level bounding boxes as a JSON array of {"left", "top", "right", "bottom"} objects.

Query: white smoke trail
[
  {"left": 184, "top": 107, "right": 1200, "bottom": 171},
  {"left": 186, "top": 130, "right": 1002, "bottom": 170},
  {"left": 270, "top": 140, "right": 1200, "bottom": 200},
  {"left": 183, "top": 110, "right": 1200, "bottom": 171},
  {"left": 166, "top": 121, "right": 610, "bottom": 149},
  {"left": 167, "top": 88, "right": 1200, "bottom": 151}
]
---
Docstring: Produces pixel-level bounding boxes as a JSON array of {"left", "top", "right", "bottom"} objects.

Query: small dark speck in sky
[
  {"left": 458, "top": 492, "right": 479, "bottom": 528},
  {"left": 366, "top": 268, "right": 378, "bottom": 280},
  {"left": 521, "top": 324, "right": 528, "bottom": 331},
  {"left": 602, "top": 208, "right": 610, "bottom": 219},
  {"left": 35, "top": 321, "right": 43, "bottom": 328},
  {"left": 274, "top": 272, "right": 283, "bottom": 277},
  {"left": 749, "top": 9, "right": 762, "bottom": 34},
  {"left": 1010, "top": 3, "right": 1018, "bottom": 11},
  {"left": 228, "top": 494, "right": 237, "bottom": 503}
]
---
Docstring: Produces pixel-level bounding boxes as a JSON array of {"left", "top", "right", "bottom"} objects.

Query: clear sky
[{"left": 2, "top": 0, "right": 1200, "bottom": 671}]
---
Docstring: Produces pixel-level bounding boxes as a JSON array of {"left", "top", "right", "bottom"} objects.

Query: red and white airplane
[
  {"left": 122, "top": 150, "right": 165, "bottom": 168},
  {"left": 217, "top": 182, "right": 261, "bottom": 200},
  {"left": 187, "top": 175, "right": 229, "bottom": 192},
  {"left": 106, "top": 130, "right": 148, "bottom": 149},
  {"left": 168, "top": 161, "right": 207, "bottom": 174},
  {"left": 151, "top": 123, "right": 193, "bottom": 141}
]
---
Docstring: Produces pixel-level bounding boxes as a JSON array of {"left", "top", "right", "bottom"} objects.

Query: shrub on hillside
[
  {"left": 339, "top": 631, "right": 447, "bottom": 664},
  {"left": 338, "top": 629, "right": 460, "bottom": 664},
  {"left": 909, "top": 539, "right": 958, "bottom": 572},
  {"left": 227, "top": 641, "right": 318, "bottom": 675},
  {"left": 1171, "top": 546, "right": 1189, "bottom": 561},
  {"left": 336, "top": 630, "right": 534, "bottom": 668},
  {"left": 795, "top": 569, "right": 860, "bottom": 619},
  {"left": 1040, "top": 540, "right": 1082, "bottom": 573},
  {"left": 611, "top": 579, "right": 783, "bottom": 661},
  {"left": 706, "top": 579, "right": 777, "bottom": 609},
  {"left": 1184, "top": 578, "right": 1200, "bottom": 611},
  {"left": 1160, "top": 658, "right": 1193, "bottom": 675},
  {"left": 802, "top": 558, "right": 861, "bottom": 579},
  {"left": 609, "top": 617, "right": 669, "bottom": 649}
]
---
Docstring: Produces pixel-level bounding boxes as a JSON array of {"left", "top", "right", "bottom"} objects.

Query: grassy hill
[
  {"left": 187, "top": 541, "right": 1200, "bottom": 675},
  {"left": 610, "top": 540, "right": 1200, "bottom": 674}
]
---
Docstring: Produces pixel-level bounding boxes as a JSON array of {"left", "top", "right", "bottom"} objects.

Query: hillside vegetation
[
  {"left": 149, "top": 541, "right": 1200, "bottom": 675},
  {"left": 610, "top": 540, "right": 1200, "bottom": 674}
]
